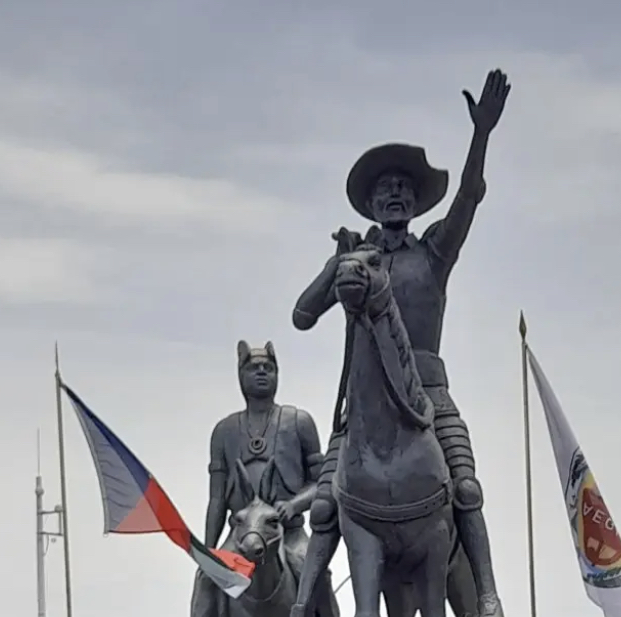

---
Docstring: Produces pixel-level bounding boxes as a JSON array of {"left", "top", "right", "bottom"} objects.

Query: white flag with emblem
[{"left": 528, "top": 347, "right": 621, "bottom": 616}]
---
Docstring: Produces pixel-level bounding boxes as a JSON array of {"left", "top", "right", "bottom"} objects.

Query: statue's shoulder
[
  {"left": 278, "top": 404, "right": 310, "bottom": 421},
  {"left": 278, "top": 403, "right": 300, "bottom": 418},
  {"left": 211, "top": 411, "right": 244, "bottom": 437},
  {"left": 279, "top": 404, "right": 317, "bottom": 432},
  {"left": 420, "top": 220, "right": 443, "bottom": 245}
]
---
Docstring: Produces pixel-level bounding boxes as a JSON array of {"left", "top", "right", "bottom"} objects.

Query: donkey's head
[
  {"left": 230, "top": 459, "right": 282, "bottom": 565},
  {"left": 335, "top": 244, "right": 391, "bottom": 317}
]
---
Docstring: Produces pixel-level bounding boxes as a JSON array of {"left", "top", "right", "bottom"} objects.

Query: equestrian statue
[
  {"left": 190, "top": 341, "right": 339, "bottom": 617},
  {"left": 290, "top": 69, "right": 511, "bottom": 617}
]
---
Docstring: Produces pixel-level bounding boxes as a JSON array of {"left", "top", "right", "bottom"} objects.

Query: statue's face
[
  {"left": 368, "top": 172, "right": 417, "bottom": 225},
  {"left": 335, "top": 245, "right": 390, "bottom": 314},
  {"left": 240, "top": 355, "right": 278, "bottom": 400}
]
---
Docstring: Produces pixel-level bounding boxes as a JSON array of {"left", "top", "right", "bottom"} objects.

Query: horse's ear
[
  {"left": 235, "top": 459, "right": 255, "bottom": 504},
  {"left": 364, "top": 225, "right": 382, "bottom": 246},
  {"left": 237, "top": 341, "right": 251, "bottom": 366},
  {"left": 258, "top": 457, "right": 278, "bottom": 504}
]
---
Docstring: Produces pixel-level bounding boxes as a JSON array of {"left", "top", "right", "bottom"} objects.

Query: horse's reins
[{"left": 332, "top": 275, "right": 433, "bottom": 434}]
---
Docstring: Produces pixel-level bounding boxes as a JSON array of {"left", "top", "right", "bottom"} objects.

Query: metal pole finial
[{"left": 519, "top": 310, "right": 527, "bottom": 341}]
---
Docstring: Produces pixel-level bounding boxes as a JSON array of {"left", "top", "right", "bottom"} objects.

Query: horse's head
[
  {"left": 335, "top": 244, "right": 391, "bottom": 317},
  {"left": 230, "top": 459, "right": 282, "bottom": 565}
]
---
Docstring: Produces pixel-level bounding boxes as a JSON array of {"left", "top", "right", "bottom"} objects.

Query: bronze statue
[
  {"left": 290, "top": 69, "right": 511, "bottom": 617},
  {"left": 190, "top": 341, "right": 339, "bottom": 617}
]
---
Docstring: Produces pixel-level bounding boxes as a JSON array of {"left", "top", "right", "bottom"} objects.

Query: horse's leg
[
  {"left": 447, "top": 545, "right": 477, "bottom": 617},
  {"left": 383, "top": 579, "right": 418, "bottom": 617},
  {"left": 340, "top": 510, "right": 383, "bottom": 617},
  {"left": 418, "top": 518, "right": 451, "bottom": 617}
]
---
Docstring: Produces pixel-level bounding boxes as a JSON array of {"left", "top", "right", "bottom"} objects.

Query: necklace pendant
[{"left": 248, "top": 436, "right": 267, "bottom": 456}]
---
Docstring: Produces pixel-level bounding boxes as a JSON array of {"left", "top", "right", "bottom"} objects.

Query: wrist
[{"left": 472, "top": 125, "right": 492, "bottom": 141}]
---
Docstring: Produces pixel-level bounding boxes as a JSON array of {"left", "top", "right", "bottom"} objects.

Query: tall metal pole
[
  {"left": 36, "top": 430, "right": 46, "bottom": 617},
  {"left": 519, "top": 311, "right": 537, "bottom": 617},
  {"left": 55, "top": 344, "right": 73, "bottom": 617}
]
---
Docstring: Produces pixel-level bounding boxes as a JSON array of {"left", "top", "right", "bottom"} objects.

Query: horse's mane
[{"left": 352, "top": 242, "right": 379, "bottom": 252}]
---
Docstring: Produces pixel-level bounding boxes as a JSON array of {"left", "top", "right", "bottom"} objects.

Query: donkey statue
[
  {"left": 314, "top": 243, "right": 478, "bottom": 617},
  {"left": 208, "top": 458, "right": 332, "bottom": 617}
]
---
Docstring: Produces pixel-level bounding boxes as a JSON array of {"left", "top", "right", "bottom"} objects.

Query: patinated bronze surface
[
  {"left": 190, "top": 341, "right": 339, "bottom": 617},
  {"left": 291, "top": 69, "right": 511, "bottom": 617}
]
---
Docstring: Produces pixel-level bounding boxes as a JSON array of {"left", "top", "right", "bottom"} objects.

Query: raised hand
[{"left": 462, "top": 69, "right": 511, "bottom": 134}]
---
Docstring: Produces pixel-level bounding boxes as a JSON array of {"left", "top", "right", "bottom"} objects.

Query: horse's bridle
[{"left": 332, "top": 277, "right": 434, "bottom": 434}]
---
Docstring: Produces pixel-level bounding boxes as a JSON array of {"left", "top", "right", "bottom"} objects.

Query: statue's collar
[{"left": 377, "top": 231, "right": 418, "bottom": 253}]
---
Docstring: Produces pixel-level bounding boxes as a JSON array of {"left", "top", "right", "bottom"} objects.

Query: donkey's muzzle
[{"left": 238, "top": 531, "right": 267, "bottom": 563}]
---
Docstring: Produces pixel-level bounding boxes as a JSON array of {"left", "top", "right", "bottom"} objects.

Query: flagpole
[
  {"left": 36, "top": 430, "right": 47, "bottom": 617},
  {"left": 55, "top": 343, "right": 74, "bottom": 617},
  {"left": 519, "top": 312, "right": 537, "bottom": 617}
]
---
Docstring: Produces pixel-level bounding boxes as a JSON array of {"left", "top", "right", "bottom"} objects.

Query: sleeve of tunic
[
  {"left": 295, "top": 408, "right": 324, "bottom": 483},
  {"left": 207, "top": 420, "right": 228, "bottom": 477}
]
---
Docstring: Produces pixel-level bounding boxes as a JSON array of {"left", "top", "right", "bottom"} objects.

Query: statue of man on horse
[
  {"left": 290, "top": 69, "right": 511, "bottom": 617},
  {"left": 190, "top": 340, "right": 339, "bottom": 617}
]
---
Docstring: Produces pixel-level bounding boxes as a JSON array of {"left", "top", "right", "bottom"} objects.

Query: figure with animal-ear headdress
[{"left": 190, "top": 340, "right": 338, "bottom": 617}]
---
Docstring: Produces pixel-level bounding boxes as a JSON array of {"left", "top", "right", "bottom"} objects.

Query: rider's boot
[
  {"left": 291, "top": 430, "right": 345, "bottom": 617},
  {"left": 453, "top": 477, "right": 504, "bottom": 617},
  {"left": 291, "top": 531, "right": 341, "bottom": 617}
]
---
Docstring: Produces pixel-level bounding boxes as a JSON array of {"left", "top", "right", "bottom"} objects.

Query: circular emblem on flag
[{"left": 566, "top": 448, "right": 621, "bottom": 588}]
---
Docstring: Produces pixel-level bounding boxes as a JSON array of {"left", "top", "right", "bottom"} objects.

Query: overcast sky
[{"left": 2, "top": 1, "right": 621, "bottom": 616}]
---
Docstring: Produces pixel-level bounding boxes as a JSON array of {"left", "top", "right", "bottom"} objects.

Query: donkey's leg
[
  {"left": 192, "top": 529, "right": 236, "bottom": 617},
  {"left": 340, "top": 510, "right": 384, "bottom": 617},
  {"left": 418, "top": 518, "right": 451, "bottom": 617}
]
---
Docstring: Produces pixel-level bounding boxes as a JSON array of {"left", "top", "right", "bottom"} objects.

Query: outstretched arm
[
  {"left": 431, "top": 130, "right": 489, "bottom": 261},
  {"left": 430, "top": 70, "right": 510, "bottom": 263},
  {"left": 204, "top": 423, "right": 228, "bottom": 548}
]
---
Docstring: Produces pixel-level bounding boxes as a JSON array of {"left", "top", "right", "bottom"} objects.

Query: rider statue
[
  {"left": 291, "top": 69, "right": 510, "bottom": 617},
  {"left": 190, "top": 340, "right": 336, "bottom": 617}
]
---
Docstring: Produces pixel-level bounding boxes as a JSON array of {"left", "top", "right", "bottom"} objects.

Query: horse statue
[
  {"left": 201, "top": 458, "right": 332, "bottom": 617},
  {"left": 319, "top": 243, "right": 478, "bottom": 617}
]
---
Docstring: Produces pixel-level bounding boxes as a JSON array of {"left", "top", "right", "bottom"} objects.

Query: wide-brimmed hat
[{"left": 346, "top": 143, "right": 449, "bottom": 221}]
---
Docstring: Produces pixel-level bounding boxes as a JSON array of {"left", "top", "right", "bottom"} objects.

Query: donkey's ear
[
  {"left": 264, "top": 341, "right": 276, "bottom": 360},
  {"left": 235, "top": 459, "right": 255, "bottom": 504},
  {"left": 237, "top": 340, "right": 251, "bottom": 366},
  {"left": 258, "top": 457, "right": 278, "bottom": 505}
]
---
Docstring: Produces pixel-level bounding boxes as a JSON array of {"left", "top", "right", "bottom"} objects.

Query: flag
[
  {"left": 528, "top": 348, "right": 621, "bottom": 616},
  {"left": 62, "top": 383, "right": 255, "bottom": 599}
]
